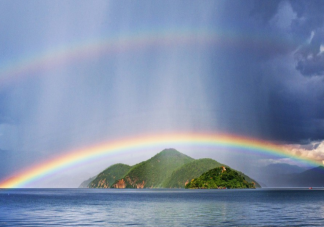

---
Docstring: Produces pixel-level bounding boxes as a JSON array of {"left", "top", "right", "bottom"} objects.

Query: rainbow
[
  {"left": 0, "top": 29, "right": 219, "bottom": 85},
  {"left": 0, "top": 28, "right": 293, "bottom": 86},
  {"left": 0, "top": 132, "right": 321, "bottom": 188}
]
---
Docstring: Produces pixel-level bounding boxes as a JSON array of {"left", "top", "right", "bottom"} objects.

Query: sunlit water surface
[{"left": 1, "top": 189, "right": 324, "bottom": 226}]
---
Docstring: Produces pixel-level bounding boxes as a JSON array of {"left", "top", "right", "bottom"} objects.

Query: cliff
[{"left": 89, "top": 163, "right": 131, "bottom": 188}]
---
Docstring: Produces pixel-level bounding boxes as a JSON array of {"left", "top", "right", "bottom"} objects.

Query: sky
[{"left": 0, "top": 0, "right": 324, "bottom": 187}]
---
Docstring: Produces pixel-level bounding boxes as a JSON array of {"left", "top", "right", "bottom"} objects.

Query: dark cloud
[
  {"left": 294, "top": 29, "right": 324, "bottom": 76},
  {"left": 260, "top": 54, "right": 324, "bottom": 142},
  {"left": 289, "top": 0, "right": 324, "bottom": 22},
  {"left": 289, "top": 0, "right": 324, "bottom": 76},
  {"left": 250, "top": 0, "right": 282, "bottom": 23},
  {"left": 245, "top": 0, "right": 324, "bottom": 142},
  {"left": 290, "top": 1, "right": 324, "bottom": 35},
  {"left": 251, "top": 0, "right": 324, "bottom": 77},
  {"left": 296, "top": 54, "right": 324, "bottom": 76}
]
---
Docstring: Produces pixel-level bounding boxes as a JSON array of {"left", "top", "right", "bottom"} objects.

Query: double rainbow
[
  {"left": 0, "top": 28, "right": 306, "bottom": 188},
  {"left": 0, "top": 132, "right": 320, "bottom": 188}
]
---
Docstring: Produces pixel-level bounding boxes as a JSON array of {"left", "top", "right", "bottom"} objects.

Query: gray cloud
[
  {"left": 250, "top": 0, "right": 282, "bottom": 23},
  {"left": 296, "top": 54, "right": 324, "bottom": 76},
  {"left": 283, "top": 140, "right": 324, "bottom": 164},
  {"left": 289, "top": 0, "right": 324, "bottom": 76},
  {"left": 251, "top": 0, "right": 324, "bottom": 77},
  {"left": 243, "top": 0, "right": 324, "bottom": 142},
  {"left": 295, "top": 30, "right": 324, "bottom": 76}
]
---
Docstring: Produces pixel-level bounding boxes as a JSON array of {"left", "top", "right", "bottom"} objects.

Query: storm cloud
[{"left": 283, "top": 141, "right": 324, "bottom": 164}]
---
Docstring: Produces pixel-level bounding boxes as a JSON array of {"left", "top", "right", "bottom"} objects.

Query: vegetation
[
  {"left": 80, "top": 148, "right": 260, "bottom": 189},
  {"left": 238, "top": 171, "right": 261, "bottom": 188},
  {"left": 185, "top": 167, "right": 256, "bottom": 189},
  {"left": 89, "top": 163, "right": 131, "bottom": 188},
  {"left": 113, "top": 149, "right": 194, "bottom": 188},
  {"left": 163, "top": 158, "right": 224, "bottom": 188}
]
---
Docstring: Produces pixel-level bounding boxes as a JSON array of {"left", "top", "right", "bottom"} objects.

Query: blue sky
[{"left": 0, "top": 0, "right": 324, "bottom": 187}]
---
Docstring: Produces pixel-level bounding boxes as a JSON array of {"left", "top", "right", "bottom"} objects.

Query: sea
[{"left": 1, "top": 188, "right": 324, "bottom": 226}]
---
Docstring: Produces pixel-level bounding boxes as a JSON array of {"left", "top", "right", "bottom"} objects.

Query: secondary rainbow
[
  {"left": 0, "top": 132, "right": 321, "bottom": 188},
  {"left": 0, "top": 29, "right": 218, "bottom": 85},
  {"left": 0, "top": 28, "right": 294, "bottom": 86}
]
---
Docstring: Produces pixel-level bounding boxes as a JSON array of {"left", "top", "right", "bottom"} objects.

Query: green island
[
  {"left": 185, "top": 166, "right": 256, "bottom": 189},
  {"left": 80, "top": 148, "right": 259, "bottom": 189}
]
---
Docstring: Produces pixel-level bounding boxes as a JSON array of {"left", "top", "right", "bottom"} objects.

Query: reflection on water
[{"left": 1, "top": 189, "right": 324, "bottom": 226}]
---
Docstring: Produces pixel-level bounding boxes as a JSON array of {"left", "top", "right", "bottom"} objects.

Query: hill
[
  {"left": 185, "top": 166, "right": 256, "bottom": 189},
  {"left": 79, "top": 176, "right": 96, "bottom": 188},
  {"left": 89, "top": 163, "right": 132, "bottom": 188},
  {"left": 163, "top": 158, "right": 224, "bottom": 188},
  {"left": 111, "top": 148, "right": 194, "bottom": 188},
  {"left": 163, "top": 158, "right": 260, "bottom": 188}
]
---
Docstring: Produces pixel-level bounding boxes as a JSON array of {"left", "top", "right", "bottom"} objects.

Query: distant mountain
[
  {"left": 290, "top": 166, "right": 324, "bottom": 187},
  {"left": 252, "top": 164, "right": 324, "bottom": 187},
  {"left": 79, "top": 176, "right": 96, "bottom": 188},
  {"left": 89, "top": 163, "right": 132, "bottom": 188},
  {"left": 112, "top": 149, "right": 194, "bottom": 188},
  {"left": 186, "top": 167, "right": 256, "bottom": 189},
  {"left": 249, "top": 163, "right": 311, "bottom": 187},
  {"left": 275, "top": 166, "right": 324, "bottom": 187},
  {"left": 262, "top": 163, "right": 308, "bottom": 175}
]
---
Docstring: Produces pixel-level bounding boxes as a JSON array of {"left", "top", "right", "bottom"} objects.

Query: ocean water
[{"left": 1, "top": 189, "right": 324, "bottom": 226}]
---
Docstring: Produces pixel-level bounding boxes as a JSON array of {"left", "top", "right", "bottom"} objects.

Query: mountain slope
[
  {"left": 236, "top": 170, "right": 261, "bottom": 188},
  {"left": 89, "top": 163, "right": 131, "bottom": 188},
  {"left": 163, "top": 158, "right": 224, "bottom": 188},
  {"left": 163, "top": 158, "right": 260, "bottom": 188},
  {"left": 112, "top": 148, "right": 194, "bottom": 188},
  {"left": 79, "top": 176, "right": 96, "bottom": 188},
  {"left": 186, "top": 166, "right": 256, "bottom": 189}
]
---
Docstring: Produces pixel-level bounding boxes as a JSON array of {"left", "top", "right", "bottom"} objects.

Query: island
[{"left": 80, "top": 148, "right": 260, "bottom": 189}]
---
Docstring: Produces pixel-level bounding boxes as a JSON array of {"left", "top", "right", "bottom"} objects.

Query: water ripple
[{"left": 1, "top": 189, "right": 324, "bottom": 226}]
